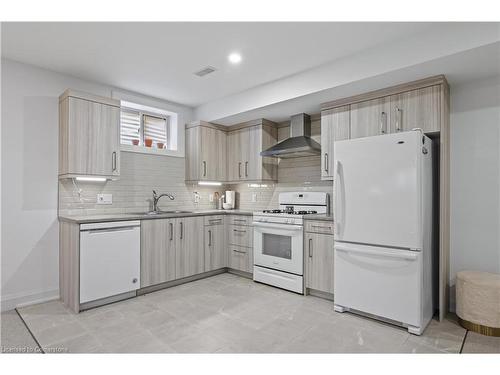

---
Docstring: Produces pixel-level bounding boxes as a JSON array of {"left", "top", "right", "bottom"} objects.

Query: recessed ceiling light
[{"left": 228, "top": 52, "right": 242, "bottom": 64}]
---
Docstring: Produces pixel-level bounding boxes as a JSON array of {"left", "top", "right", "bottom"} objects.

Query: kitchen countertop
[
  {"left": 59, "top": 209, "right": 254, "bottom": 224},
  {"left": 303, "top": 214, "right": 334, "bottom": 222}
]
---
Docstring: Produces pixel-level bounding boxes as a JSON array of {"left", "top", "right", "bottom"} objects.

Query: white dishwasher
[{"left": 80, "top": 221, "right": 141, "bottom": 304}]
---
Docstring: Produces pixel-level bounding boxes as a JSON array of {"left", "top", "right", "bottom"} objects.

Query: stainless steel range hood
[{"left": 260, "top": 113, "right": 321, "bottom": 158}]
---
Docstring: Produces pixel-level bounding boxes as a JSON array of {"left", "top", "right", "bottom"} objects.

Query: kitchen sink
[{"left": 128, "top": 210, "right": 192, "bottom": 216}]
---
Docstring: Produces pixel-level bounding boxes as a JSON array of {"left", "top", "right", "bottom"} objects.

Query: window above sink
[{"left": 119, "top": 100, "right": 180, "bottom": 157}]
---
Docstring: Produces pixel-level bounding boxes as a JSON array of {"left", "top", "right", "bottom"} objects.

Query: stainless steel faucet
[{"left": 152, "top": 190, "right": 175, "bottom": 212}]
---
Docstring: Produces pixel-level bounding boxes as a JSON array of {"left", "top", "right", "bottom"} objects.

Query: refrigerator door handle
[
  {"left": 334, "top": 160, "right": 344, "bottom": 235},
  {"left": 335, "top": 245, "right": 418, "bottom": 261}
]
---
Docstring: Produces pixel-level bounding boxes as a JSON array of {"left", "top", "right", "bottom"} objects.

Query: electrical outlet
[
  {"left": 252, "top": 193, "right": 257, "bottom": 203},
  {"left": 209, "top": 193, "right": 214, "bottom": 202},
  {"left": 97, "top": 194, "right": 112, "bottom": 205}
]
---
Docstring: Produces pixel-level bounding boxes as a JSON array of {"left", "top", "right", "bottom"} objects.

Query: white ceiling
[
  {"left": 213, "top": 42, "right": 500, "bottom": 125},
  {"left": 1, "top": 22, "right": 441, "bottom": 107}
]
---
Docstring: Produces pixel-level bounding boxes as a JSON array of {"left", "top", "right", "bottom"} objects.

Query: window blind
[
  {"left": 143, "top": 114, "right": 168, "bottom": 146},
  {"left": 120, "top": 109, "right": 141, "bottom": 145}
]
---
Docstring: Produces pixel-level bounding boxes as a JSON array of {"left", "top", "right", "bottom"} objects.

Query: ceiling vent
[{"left": 194, "top": 66, "right": 216, "bottom": 77}]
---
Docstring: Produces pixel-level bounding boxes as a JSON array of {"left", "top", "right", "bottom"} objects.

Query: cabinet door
[
  {"left": 305, "top": 232, "right": 335, "bottom": 294},
  {"left": 141, "top": 219, "right": 176, "bottom": 287},
  {"left": 200, "top": 127, "right": 227, "bottom": 181},
  {"left": 185, "top": 127, "right": 200, "bottom": 181},
  {"left": 350, "top": 97, "right": 390, "bottom": 139},
  {"left": 226, "top": 131, "right": 241, "bottom": 181},
  {"left": 390, "top": 85, "right": 441, "bottom": 134},
  {"left": 175, "top": 217, "right": 204, "bottom": 278},
  {"left": 245, "top": 126, "right": 260, "bottom": 180},
  {"left": 68, "top": 97, "right": 120, "bottom": 176},
  {"left": 238, "top": 128, "right": 251, "bottom": 181},
  {"left": 204, "top": 224, "right": 226, "bottom": 271},
  {"left": 321, "top": 106, "right": 350, "bottom": 180}
]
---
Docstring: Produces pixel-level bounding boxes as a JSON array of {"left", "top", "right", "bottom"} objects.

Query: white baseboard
[{"left": 1, "top": 289, "right": 59, "bottom": 312}]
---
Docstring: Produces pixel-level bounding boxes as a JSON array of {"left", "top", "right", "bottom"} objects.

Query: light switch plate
[
  {"left": 97, "top": 194, "right": 112, "bottom": 205},
  {"left": 252, "top": 193, "right": 257, "bottom": 203}
]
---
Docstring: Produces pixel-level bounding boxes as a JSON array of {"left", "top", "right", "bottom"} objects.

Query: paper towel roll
[{"left": 225, "top": 191, "right": 235, "bottom": 209}]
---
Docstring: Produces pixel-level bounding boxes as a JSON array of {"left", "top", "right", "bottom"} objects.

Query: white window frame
[{"left": 119, "top": 100, "right": 180, "bottom": 157}]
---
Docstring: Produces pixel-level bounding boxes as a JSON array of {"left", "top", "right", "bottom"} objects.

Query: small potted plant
[
  {"left": 144, "top": 138, "right": 153, "bottom": 147},
  {"left": 157, "top": 142, "right": 165, "bottom": 149},
  {"left": 132, "top": 139, "right": 140, "bottom": 146}
]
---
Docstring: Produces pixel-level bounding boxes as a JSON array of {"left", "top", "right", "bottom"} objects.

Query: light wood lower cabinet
[
  {"left": 305, "top": 231, "right": 335, "bottom": 295},
  {"left": 175, "top": 217, "right": 204, "bottom": 279},
  {"left": 141, "top": 219, "right": 176, "bottom": 288},
  {"left": 204, "top": 217, "right": 226, "bottom": 271},
  {"left": 228, "top": 245, "right": 253, "bottom": 273}
]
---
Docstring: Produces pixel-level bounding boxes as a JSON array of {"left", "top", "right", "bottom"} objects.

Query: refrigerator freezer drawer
[{"left": 334, "top": 242, "right": 422, "bottom": 327}]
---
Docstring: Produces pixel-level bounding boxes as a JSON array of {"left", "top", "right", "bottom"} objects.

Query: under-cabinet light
[
  {"left": 75, "top": 176, "right": 107, "bottom": 182},
  {"left": 198, "top": 181, "right": 222, "bottom": 186}
]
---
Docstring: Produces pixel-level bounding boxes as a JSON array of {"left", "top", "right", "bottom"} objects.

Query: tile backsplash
[
  {"left": 59, "top": 118, "right": 333, "bottom": 217},
  {"left": 58, "top": 151, "right": 226, "bottom": 216}
]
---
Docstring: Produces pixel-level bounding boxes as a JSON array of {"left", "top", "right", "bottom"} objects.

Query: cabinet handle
[
  {"left": 233, "top": 248, "right": 247, "bottom": 254},
  {"left": 208, "top": 230, "right": 212, "bottom": 246},
  {"left": 209, "top": 219, "right": 222, "bottom": 224},
  {"left": 112, "top": 151, "right": 117, "bottom": 171},
  {"left": 233, "top": 218, "right": 246, "bottom": 222},
  {"left": 245, "top": 161, "right": 248, "bottom": 177},
  {"left": 395, "top": 107, "right": 402, "bottom": 132},
  {"left": 179, "top": 222, "right": 183, "bottom": 240},
  {"left": 233, "top": 229, "right": 246, "bottom": 233},
  {"left": 380, "top": 112, "right": 387, "bottom": 134},
  {"left": 238, "top": 162, "right": 242, "bottom": 178},
  {"left": 203, "top": 161, "right": 207, "bottom": 177},
  {"left": 324, "top": 153, "right": 329, "bottom": 173},
  {"left": 169, "top": 222, "right": 173, "bottom": 241},
  {"left": 309, "top": 238, "right": 313, "bottom": 258}
]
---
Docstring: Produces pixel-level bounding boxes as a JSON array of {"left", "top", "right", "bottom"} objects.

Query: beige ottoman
[{"left": 456, "top": 271, "right": 500, "bottom": 336}]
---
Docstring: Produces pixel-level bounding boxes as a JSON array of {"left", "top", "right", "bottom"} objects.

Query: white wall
[
  {"left": 449, "top": 76, "right": 500, "bottom": 309},
  {"left": 0, "top": 59, "right": 194, "bottom": 311}
]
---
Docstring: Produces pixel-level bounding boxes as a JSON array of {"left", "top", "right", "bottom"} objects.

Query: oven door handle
[{"left": 252, "top": 222, "right": 303, "bottom": 231}]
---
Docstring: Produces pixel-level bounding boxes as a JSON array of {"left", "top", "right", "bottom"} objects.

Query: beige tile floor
[{"left": 2, "top": 273, "right": 499, "bottom": 353}]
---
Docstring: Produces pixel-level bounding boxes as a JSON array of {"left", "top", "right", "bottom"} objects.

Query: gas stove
[
  {"left": 253, "top": 192, "right": 329, "bottom": 225},
  {"left": 252, "top": 191, "right": 330, "bottom": 294},
  {"left": 262, "top": 209, "right": 319, "bottom": 215}
]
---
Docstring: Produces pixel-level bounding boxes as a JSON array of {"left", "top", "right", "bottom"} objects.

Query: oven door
[{"left": 253, "top": 222, "right": 303, "bottom": 275}]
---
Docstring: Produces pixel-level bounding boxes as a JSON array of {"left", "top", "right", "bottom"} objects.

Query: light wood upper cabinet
[
  {"left": 350, "top": 97, "right": 391, "bottom": 139},
  {"left": 226, "top": 122, "right": 278, "bottom": 183},
  {"left": 185, "top": 123, "right": 227, "bottom": 182},
  {"left": 59, "top": 90, "right": 120, "bottom": 178},
  {"left": 175, "top": 216, "right": 204, "bottom": 279},
  {"left": 141, "top": 219, "right": 176, "bottom": 288},
  {"left": 320, "top": 106, "right": 350, "bottom": 180},
  {"left": 305, "top": 231, "right": 335, "bottom": 294},
  {"left": 389, "top": 85, "right": 441, "bottom": 134},
  {"left": 204, "top": 218, "right": 226, "bottom": 272}
]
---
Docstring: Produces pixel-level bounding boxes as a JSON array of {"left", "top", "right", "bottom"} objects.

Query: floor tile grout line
[
  {"left": 14, "top": 308, "right": 45, "bottom": 354},
  {"left": 459, "top": 330, "right": 469, "bottom": 354}
]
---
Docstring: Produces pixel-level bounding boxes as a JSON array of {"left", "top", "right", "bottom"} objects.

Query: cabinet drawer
[
  {"left": 305, "top": 220, "right": 334, "bottom": 235},
  {"left": 228, "top": 225, "right": 253, "bottom": 247},
  {"left": 204, "top": 215, "right": 225, "bottom": 226},
  {"left": 228, "top": 245, "right": 253, "bottom": 273},
  {"left": 227, "top": 215, "right": 252, "bottom": 226}
]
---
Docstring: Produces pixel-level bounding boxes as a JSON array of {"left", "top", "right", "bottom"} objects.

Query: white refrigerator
[{"left": 333, "top": 130, "right": 435, "bottom": 335}]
